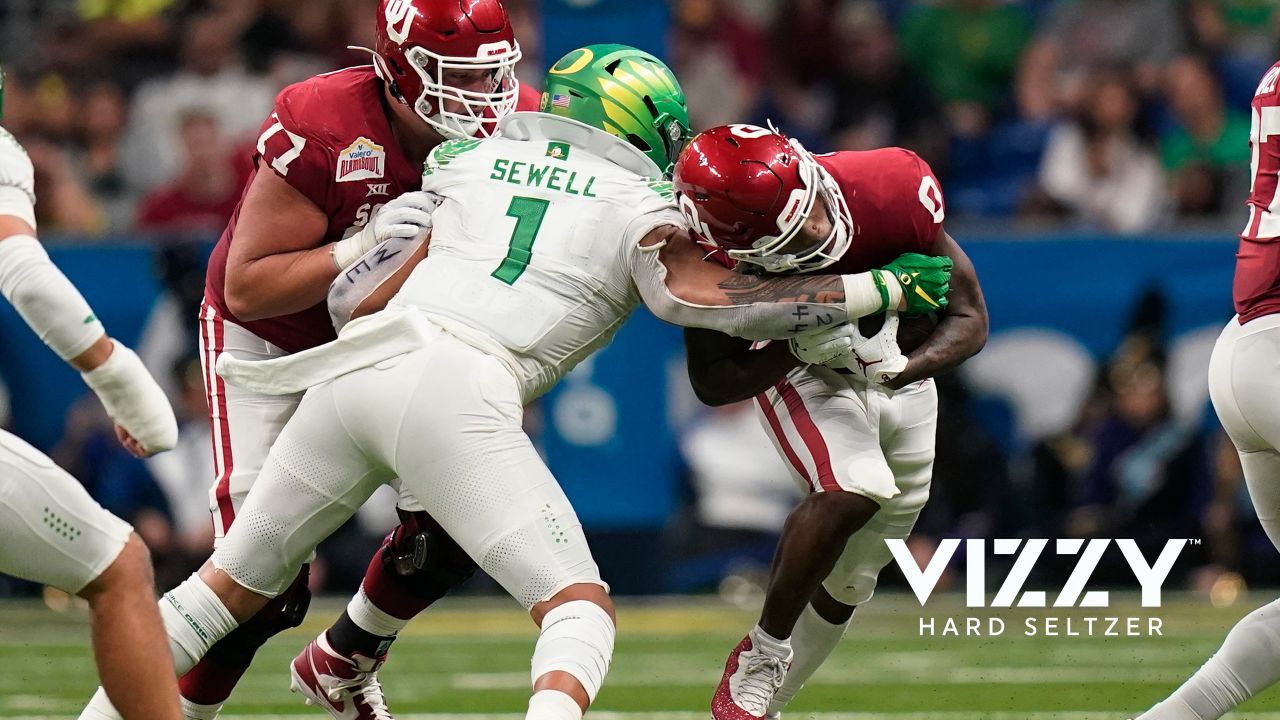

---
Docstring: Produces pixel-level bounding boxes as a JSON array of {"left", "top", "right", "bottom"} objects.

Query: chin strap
[{"left": 349, "top": 45, "right": 405, "bottom": 103}]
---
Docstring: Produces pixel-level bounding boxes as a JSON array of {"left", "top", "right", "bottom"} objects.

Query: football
[{"left": 857, "top": 312, "right": 940, "bottom": 354}]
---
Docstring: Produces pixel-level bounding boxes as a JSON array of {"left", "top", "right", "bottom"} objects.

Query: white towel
[{"left": 215, "top": 309, "right": 435, "bottom": 395}]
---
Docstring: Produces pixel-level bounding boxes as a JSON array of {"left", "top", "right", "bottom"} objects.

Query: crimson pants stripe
[
  {"left": 776, "top": 378, "right": 841, "bottom": 492},
  {"left": 756, "top": 391, "right": 819, "bottom": 493},
  {"left": 200, "top": 302, "right": 236, "bottom": 534}
]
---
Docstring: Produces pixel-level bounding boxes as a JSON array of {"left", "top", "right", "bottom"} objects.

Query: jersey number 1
[{"left": 492, "top": 196, "right": 550, "bottom": 285}]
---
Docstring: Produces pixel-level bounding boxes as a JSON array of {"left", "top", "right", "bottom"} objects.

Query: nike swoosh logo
[{"left": 914, "top": 285, "right": 940, "bottom": 308}]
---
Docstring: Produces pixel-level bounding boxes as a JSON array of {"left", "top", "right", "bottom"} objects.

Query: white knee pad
[
  {"left": 530, "top": 600, "right": 615, "bottom": 703},
  {"left": 159, "top": 574, "right": 239, "bottom": 675}
]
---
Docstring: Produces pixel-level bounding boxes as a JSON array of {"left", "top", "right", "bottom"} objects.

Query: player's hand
[
  {"left": 789, "top": 323, "right": 857, "bottom": 366},
  {"left": 876, "top": 253, "right": 951, "bottom": 314},
  {"left": 81, "top": 342, "right": 179, "bottom": 455},
  {"left": 830, "top": 312, "right": 909, "bottom": 385},
  {"left": 113, "top": 424, "right": 150, "bottom": 459},
  {"left": 332, "top": 191, "right": 441, "bottom": 269}
]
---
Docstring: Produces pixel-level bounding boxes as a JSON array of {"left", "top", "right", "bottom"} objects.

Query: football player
[
  {"left": 1136, "top": 59, "right": 1280, "bottom": 720},
  {"left": 80, "top": 2, "right": 539, "bottom": 719},
  {"left": 673, "top": 124, "right": 988, "bottom": 720},
  {"left": 77, "top": 45, "right": 952, "bottom": 720},
  {"left": 0, "top": 70, "right": 182, "bottom": 720}
]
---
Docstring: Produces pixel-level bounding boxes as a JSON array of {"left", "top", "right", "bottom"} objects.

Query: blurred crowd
[
  {"left": 0, "top": 0, "right": 1274, "bottom": 239},
  {"left": 677, "top": 0, "right": 1276, "bottom": 233},
  {"left": 0, "top": 0, "right": 542, "bottom": 239}
]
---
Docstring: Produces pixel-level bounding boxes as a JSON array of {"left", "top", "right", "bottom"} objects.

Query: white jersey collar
[{"left": 497, "top": 112, "right": 663, "bottom": 180}]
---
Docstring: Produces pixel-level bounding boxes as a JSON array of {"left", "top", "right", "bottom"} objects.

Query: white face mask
[{"left": 406, "top": 41, "right": 523, "bottom": 140}]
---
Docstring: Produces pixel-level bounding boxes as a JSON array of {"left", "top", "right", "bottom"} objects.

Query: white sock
[
  {"left": 160, "top": 574, "right": 240, "bottom": 675},
  {"left": 525, "top": 689, "right": 583, "bottom": 720},
  {"left": 1138, "top": 597, "right": 1280, "bottom": 720},
  {"left": 180, "top": 697, "right": 222, "bottom": 720},
  {"left": 749, "top": 624, "right": 793, "bottom": 660},
  {"left": 768, "top": 604, "right": 850, "bottom": 714},
  {"left": 530, "top": 600, "right": 615, "bottom": 704},
  {"left": 77, "top": 576, "right": 238, "bottom": 720},
  {"left": 347, "top": 586, "right": 410, "bottom": 638},
  {"left": 77, "top": 688, "right": 122, "bottom": 720}
]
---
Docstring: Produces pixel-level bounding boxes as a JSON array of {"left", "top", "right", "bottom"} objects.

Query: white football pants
[
  {"left": 1208, "top": 314, "right": 1280, "bottom": 549},
  {"left": 0, "top": 430, "right": 131, "bottom": 593},
  {"left": 212, "top": 325, "right": 603, "bottom": 608},
  {"left": 198, "top": 301, "right": 425, "bottom": 545},
  {"left": 755, "top": 367, "right": 936, "bottom": 606},
  {"left": 1136, "top": 314, "right": 1280, "bottom": 719}
]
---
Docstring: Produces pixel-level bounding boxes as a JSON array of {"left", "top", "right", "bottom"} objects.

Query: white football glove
[
  {"left": 835, "top": 312, "right": 909, "bottom": 386},
  {"left": 788, "top": 323, "right": 858, "bottom": 366},
  {"left": 331, "top": 191, "right": 441, "bottom": 270},
  {"left": 81, "top": 341, "right": 179, "bottom": 455}
]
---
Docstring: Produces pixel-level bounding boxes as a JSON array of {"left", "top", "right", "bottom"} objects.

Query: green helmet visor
[{"left": 540, "top": 44, "right": 691, "bottom": 176}]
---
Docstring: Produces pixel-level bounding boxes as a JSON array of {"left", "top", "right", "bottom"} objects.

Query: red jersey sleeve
[
  {"left": 253, "top": 89, "right": 335, "bottom": 212},
  {"left": 1243, "top": 62, "right": 1280, "bottom": 241},
  {"left": 896, "top": 150, "right": 946, "bottom": 252},
  {"left": 820, "top": 149, "right": 948, "bottom": 273}
]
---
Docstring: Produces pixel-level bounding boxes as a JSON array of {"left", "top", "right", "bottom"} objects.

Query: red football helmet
[
  {"left": 672, "top": 124, "right": 852, "bottom": 273},
  {"left": 360, "top": 0, "right": 522, "bottom": 139}
]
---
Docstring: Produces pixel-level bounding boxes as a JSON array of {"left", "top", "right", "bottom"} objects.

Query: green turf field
[{"left": 2, "top": 592, "right": 1280, "bottom": 718}]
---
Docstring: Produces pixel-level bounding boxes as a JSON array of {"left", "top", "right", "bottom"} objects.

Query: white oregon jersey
[
  {"left": 0, "top": 126, "right": 33, "bottom": 199},
  {"left": 0, "top": 125, "right": 35, "bottom": 227},
  {"left": 392, "top": 112, "right": 681, "bottom": 400}
]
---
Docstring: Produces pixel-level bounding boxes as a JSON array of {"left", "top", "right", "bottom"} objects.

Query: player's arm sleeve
[
  {"left": 0, "top": 236, "right": 105, "bottom": 360},
  {"left": 254, "top": 96, "right": 333, "bottom": 211},
  {"left": 627, "top": 211, "right": 887, "bottom": 341},
  {"left": 327, "top": 232, "right": 429, "bottom": 331}
]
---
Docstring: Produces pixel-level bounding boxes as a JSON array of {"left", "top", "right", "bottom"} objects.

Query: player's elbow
[
  {"left": 972, "top": 321, "right": 989, "bottom": 356},
  {"left": 671, "top": 286, "right": 728, "bottom": 311},
  {"left": 689, "top": 374, "right": 742, "bottom": 407},
  {"left": 959, "top": 307, "right": 989, "bottom": 360},
  {"left": 687, "top": 365, "right": 755, "bottom": 407},
  {"left": 223, "top": 279, "right": 268, "bottom": 321}
]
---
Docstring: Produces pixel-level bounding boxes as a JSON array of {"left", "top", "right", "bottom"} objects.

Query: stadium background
[{"left": 1, "top": 0, "right": 1280, "bottom": 716}]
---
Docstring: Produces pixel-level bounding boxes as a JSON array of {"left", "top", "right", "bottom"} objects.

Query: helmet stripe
[{"left": 549, "top": 47, "right": 595, "bottom": 75}]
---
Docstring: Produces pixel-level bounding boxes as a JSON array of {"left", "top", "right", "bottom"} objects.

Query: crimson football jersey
[
  {"left": 813, "top": 148, "right": 945, "bottom": 276},
  {"left": 1235, "top": 60, "right": 1280, "bottom": 324},
  {"left": 204, "top": 66, "right": 542, "bottom": 353}
]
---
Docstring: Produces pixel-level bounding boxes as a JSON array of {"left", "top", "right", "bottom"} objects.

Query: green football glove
[{"left": 874, "top": 253, "right": 952, "bottom": 315}]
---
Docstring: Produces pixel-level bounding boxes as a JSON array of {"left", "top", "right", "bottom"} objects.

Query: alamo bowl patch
[{"left": 336, "top": 137, "right": 386, "bottom": 182}]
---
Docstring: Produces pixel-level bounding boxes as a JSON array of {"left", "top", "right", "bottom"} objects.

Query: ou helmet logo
[
  {"left": 678, "top": 192, "right": 716, "bottom": 246},
  {"left": 727, "top": 124, "right": 772, "bottom": 140},
  {"left": 385, "top": 0, "right": 421, "bottom": 44}
]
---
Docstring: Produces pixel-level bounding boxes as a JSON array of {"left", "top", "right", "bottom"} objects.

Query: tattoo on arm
[
  {"left": 715, "top": 273, "right": 846, "bottom": 334},
  {"left": 716, "top": 273, "right": 845, "bottom": 306}
]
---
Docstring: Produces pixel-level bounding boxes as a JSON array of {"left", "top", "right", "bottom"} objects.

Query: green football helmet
[{"left": 540, "top": 44, "right": 692, "bottom": 177}]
